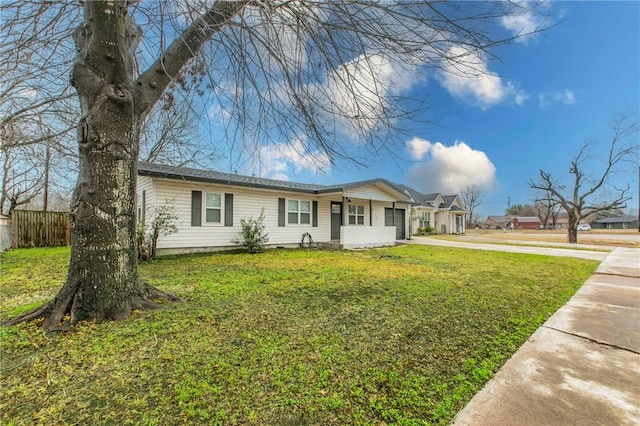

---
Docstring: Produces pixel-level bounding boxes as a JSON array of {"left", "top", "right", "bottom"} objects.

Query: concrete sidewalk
[
  {"left": 451, "top": 247, "right": 640, "bottom": 425},
  {"left": 406, "top": 236, "right": 609, "bottom": 261}
]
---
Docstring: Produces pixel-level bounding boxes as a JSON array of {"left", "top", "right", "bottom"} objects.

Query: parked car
[{"left": 577, "top": 223, "right": 591, "bottom": 231}]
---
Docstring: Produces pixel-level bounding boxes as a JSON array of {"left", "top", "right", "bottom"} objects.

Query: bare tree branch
[
  {"left": 2, "top": 0, "right": 554, "bottom": 330},
  {"left": 529, "top": 114, "right": 639, "bottom": 242},
  {"left": 460, "top": 185, "right": 484, "bottom": 226}
]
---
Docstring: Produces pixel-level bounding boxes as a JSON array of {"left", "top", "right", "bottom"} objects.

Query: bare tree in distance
[
  {"left": 532, "top": 190, "right": 561, "bottom": 229},
  {"left": 459, "top": 185, "right": 484, "bottom": 227},
  {"left": 1, "top": 120, "right": 77, "bottom": 215},
  {"left": 3, "top": 0, "right": 549, "bottom": 330},
  {"left": 530, "top": 114, "right": 639, "bottom": 243},
  {"left": 1, "top": 145, "right": 44, "bottom": 215}
]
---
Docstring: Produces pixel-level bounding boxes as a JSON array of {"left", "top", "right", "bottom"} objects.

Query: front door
[{"left": 331, "top": 201, "right": 342, "bottom": 240}]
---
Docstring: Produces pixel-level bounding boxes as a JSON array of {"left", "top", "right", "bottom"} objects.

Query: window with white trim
[
  {"left": 348, "top": 204, "right": 365, "bottom": 225},
  {"left": 288, "top": 200, "right": 311, "bottom": 224},
  {"left": 205, "top": 192, "right": 222, "bottom": 224},
  {"left": 418, "top": 211, "right": 431, "bottom": 229}
]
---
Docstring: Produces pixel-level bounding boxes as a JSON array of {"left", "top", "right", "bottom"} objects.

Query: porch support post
[
  {"left": 342, "top": 196, "right": 347, "bottom": 227},
  {"left": 369, "top": 199, "right": 372, "bottom": 226},
  {"left": 392, "top": 202, "right": 396, "bottom": 226}
]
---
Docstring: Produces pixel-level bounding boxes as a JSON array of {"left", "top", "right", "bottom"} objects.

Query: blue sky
[{"left": 227, "top": 1, "right": 639, "bottom": 219}]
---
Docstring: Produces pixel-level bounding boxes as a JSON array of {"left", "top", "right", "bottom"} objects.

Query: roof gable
[
  {"left": 441, "top": 195, "right": 464, "bottom": 210},
  {"left": 487, "top": 216, "right": 509, "bottom": 222}
]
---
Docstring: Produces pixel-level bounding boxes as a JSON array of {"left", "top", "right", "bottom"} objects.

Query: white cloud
[
  {"left": 500, "top": 1, "right": 549, "bottom": 43},
  {"left": 406, "top": 138, "right": 496, "bottom": 193},
  {"left": 509, "top": 82, "right": 530, "bottom": 105},
  {"left": 406, "top": 137, "right": 432, "bottom": 160},
  {"left": 437, "top": 46, "right": 527, "bottom": 109},
  {"left": 323, "top": 53, "right": 421, "bottom": 138},
  {"left": 539, "top": 89, "right": 576, "bottom": 108},
  {"left": 253, "top": 138, "right": 331, "bottom": 180}
]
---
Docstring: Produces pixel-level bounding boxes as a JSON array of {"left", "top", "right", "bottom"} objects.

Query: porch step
[{"left": 316, "top": 241, "right": 343, "bottom": 250}]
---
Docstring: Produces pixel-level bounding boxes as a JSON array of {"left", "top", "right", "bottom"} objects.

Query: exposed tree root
[
  {"left": 4, "top": 303, "right": 53, "bottom": 327},
  {"left": 4, "top": 282, "right": 181, "bottom": 331},
  {"left": 143, "top": 282, "right": 181, "bottom": 302}
]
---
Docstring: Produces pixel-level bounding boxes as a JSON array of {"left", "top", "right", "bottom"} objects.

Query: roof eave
[{"left": 139, "top": 169, "right": 321, "bottom": 194}]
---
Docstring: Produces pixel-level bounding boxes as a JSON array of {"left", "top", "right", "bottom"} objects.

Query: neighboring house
[
  {"left": 512, "top": 216, "right": 541, "bottom": 230},
  {"left": 486, "top": 215, "right": 512, "bottom": 229},
  {"left": 591, "top": 216, "right": 638, "bottom": 230},
  {"left": 399, "top": 186, "right": 466, "bottom": 234},
  {"left": 553, "top": 216, "right": 569, "bottom": 229},
  {"left": 137, "top": 162, "right": 415, "bottom": 253},
  {"left": 438, "top": 195, "right": 467, "bottom": 234}
]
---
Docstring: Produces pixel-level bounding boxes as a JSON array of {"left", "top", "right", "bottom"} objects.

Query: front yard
[{"left": 0, "top": 245, "right": 597, "bottom": 425}]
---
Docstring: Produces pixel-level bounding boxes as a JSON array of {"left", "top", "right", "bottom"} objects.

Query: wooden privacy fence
[{"left": 11, "top": 210, "right": 70, "bottom": 248}]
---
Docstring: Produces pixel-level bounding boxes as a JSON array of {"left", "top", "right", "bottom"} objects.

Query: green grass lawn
[{"left": 0, "top": 245, "right": 598, "bottom": 425}]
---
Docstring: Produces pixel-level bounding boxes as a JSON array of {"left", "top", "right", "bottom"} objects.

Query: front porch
[{"left": 339, "top": 225, "right": 398, "bottom": 249}]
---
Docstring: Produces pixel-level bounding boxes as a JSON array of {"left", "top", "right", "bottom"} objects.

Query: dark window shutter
[
  {"left": 312, "top": 201, "right": 318, "bottom": 227},
  {"left": 191, "top": 191, "right": 202, "bottom": 226},
  {"left": 278, "top": 198, "right": 285, "bottom": 227},
  {"left": 225, "top": 193, "right": 233, "bottom": 227}
]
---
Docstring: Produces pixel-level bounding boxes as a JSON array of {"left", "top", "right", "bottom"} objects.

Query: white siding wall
[
  {"left": 371, "top": 201, "right": 390, "bottom": 226},
  {"left": 152, "top": 179, "right": 332, "bottom": 251},
  {"left": 137, "top": 175, "right": 154, "bottom": 226},
  {"left": 344, "top": 184, "right": 399, "bottom": 203},
  {"left": 342, "top": 199, "right": 407, "bottom": 241},
  {"left": 341, "top": 199, "right": 399, "bottom": 227},
  {"left": 341, "top": 226, "right": 396, "bottom": 249},
  {"left": 434, "top": 210, "right": 444, "bottom": 234},
  {"left": 141, "top": 177, "right": 411, "bottom": 252}
]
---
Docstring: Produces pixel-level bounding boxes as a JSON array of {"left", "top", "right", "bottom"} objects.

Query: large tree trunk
[
  {"left": 567, "top": 212, "right": 578, "bottom": 243},
  {"left": 6, "top": 1, "right": 178, "bottom": 331}
]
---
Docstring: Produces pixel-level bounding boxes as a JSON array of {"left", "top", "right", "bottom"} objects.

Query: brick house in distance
[
  {"left": 512, "top": 216, "right": 541, "bottom": 230},
  {"left": 486, "top": 215, "right": 512, "bottom": 229}
]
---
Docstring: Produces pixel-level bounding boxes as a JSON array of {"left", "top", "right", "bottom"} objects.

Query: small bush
[
  {"left": 138, "top": 202, "right": 178, "bottom": 260},
  {"left": 231, "top": 209, "right": 269, "bottom": 253},
  {"left": 419, "top": 226, "right": 435, "bottom": 235}
]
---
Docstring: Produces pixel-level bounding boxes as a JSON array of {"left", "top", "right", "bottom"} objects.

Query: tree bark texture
[
  {"left": 5, "top": 0, "right": 249, "bottom": 330},
  {"left": 567, "top": 212, "right": 578, "bottom": 244},
  {"left": 6, "top": 1, "right": 177, "bottom": 330}
]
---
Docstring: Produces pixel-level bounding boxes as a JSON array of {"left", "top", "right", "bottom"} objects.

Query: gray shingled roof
[
  {"left": 138, "top": 161, "right": 412, "bottom": 200},
  {"left": 593, "top": 216, "right": 638, "bottom": 224},
  {"left": 441, "top": 195, "right": 460, "bottom": 209},
  {"left": 396, "top": 185, "right": 440, "bottom": 206},
  {"left": 138, "top": 161, "right": 326, "bottom": 193}
]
